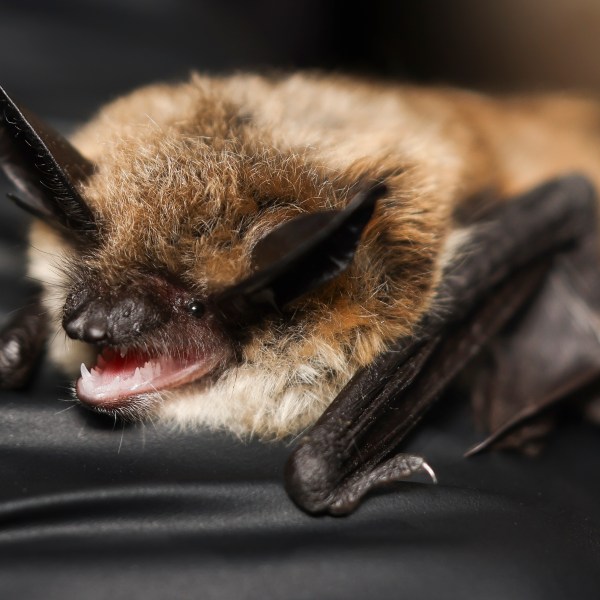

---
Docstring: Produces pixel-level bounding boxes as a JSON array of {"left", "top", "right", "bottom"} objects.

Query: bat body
[{"left": 2, "top": 73, "right": 600, "bottom": 513}]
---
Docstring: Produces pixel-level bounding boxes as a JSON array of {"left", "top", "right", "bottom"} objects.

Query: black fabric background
[{"left": 0, "top": 2, "right": 600, "bottom": 598}]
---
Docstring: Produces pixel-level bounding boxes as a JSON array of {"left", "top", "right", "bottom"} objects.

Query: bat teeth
[
  {"left": 75, "top": 345, "right": 225, "bottom": 407},
  {"left": 80, "top": 363, "right": 91, "bottom": 379},
  {"left": 129, "top": 361, "right": 159, "bottom": 390},
  {"left": 79, "top": 362, "right": 98, "bottom": 398},
  {"left": 141, "top": 359, "right": 161, "bottom": 378},
  {"left": 130, "top": 367, "right": 144, "bottom": 391},
  {"left": 132, "top": 367, "right": 152, "bottom": 390}
]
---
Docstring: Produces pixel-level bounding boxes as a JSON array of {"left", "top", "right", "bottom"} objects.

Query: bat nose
[
  {"left": 63, "top": 293, "right": 167, "bottom": 345},
  {"left": 63, "top": 301, "right": 110, "bottom": 344}
]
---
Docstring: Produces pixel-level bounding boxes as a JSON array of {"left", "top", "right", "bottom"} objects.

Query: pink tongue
[{"left": 76, "top": 350, "right": 207, "bottom": 405}]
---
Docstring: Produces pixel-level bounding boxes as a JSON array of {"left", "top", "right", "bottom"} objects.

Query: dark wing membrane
[
  {"left": 0, "top": 85, "right": 97, "bottom": 239},
  {"left": 466, "top": 228, "right": 600, "bottom": 456},
  {"left": 285, "top": 174, "right": 600, "bottom": 515}
]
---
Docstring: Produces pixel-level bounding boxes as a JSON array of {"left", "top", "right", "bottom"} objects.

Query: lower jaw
[{"left": 81, "top": 390, "right": 155, "bottom": 418}]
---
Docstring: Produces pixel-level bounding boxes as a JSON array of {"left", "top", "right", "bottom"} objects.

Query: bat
[{"left": 1, "top": 74, "right": 600, "bottom": 515}]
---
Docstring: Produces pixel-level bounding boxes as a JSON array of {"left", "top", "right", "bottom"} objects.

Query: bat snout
[{"left": 63, "top": 292, "right": 168, "bottom": 346}]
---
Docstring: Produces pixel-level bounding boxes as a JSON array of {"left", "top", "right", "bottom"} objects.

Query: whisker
[
  {"left": 26, "top": 244, "right": 62, "bottom": 260},
  {"left": 48, "top": 325, "right": 64, "bottom": 347},
  {"left": 54, "top": 403, "right": 78, "bottom": 415},
  {"left": 118, "top": 422, "right": 125, "bottom": 454}
]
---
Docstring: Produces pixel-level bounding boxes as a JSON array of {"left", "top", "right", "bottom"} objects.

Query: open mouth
[{"left": 76, "top": 347, "right": 223, "bottom": 409}]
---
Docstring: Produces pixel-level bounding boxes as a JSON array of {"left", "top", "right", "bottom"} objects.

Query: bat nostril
[
  {"left": 63, "top": 305, "right": 109, "bottom": 344},
  {"left": 86, "top": 321, "right": 108, "bottom": 342},
  {"left": 64, "top": 314, "right": 83, "bottom": 341}
]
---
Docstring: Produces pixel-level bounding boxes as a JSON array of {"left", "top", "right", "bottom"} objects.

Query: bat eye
[{"left": 187, "top": 300, "right": 205, "bottom": 318}]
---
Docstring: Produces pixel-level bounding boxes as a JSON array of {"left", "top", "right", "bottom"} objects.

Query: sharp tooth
[
  {"left": 131, "top": 367, "right": 143, "bottom": 390},
  {"left": 80, "top": 363, "right": 91, "bottom": 380},
  {"left": 140, "top": 364, "right": 152, "bottom": 382}
]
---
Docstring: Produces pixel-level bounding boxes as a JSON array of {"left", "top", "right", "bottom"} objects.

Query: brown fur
[{"left": 29, "top": 72, "right": 600, "bottom": 437}]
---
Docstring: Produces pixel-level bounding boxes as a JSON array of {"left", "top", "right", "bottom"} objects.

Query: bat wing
[{"left": 285, "top": 174, "right": 600, "bottom": 515}]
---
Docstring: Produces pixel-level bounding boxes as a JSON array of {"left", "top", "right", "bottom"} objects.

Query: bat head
[{"left": 1, "top": 81, "right": 404, "bottom": 432}]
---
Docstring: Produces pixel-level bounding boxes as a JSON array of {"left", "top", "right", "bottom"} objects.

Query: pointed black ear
[
  {"left": 214, "top": 182, "right": 386, "bottom": 325},
  {"left": 0, "top": 85, "right": 97, "bottom": 241}
]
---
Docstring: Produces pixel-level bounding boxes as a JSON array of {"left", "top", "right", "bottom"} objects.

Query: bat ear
[
  {"left": 0, "top": 85, "right": 97, "bottom": 241},
  {"left": 214, "top": 182, "right": 387, "bottom": 324}
]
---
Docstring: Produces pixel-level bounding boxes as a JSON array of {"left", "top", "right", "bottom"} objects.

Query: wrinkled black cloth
[{"left": 0, "top": 174, "right": 599, "bottom": 599}]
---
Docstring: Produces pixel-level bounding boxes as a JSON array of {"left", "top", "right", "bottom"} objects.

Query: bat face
[
  {"left": 63, "top": 269, "right": 234, "bottom": 420},
  {"left": 6, "top": 76, "right": 438, "bottom": 436}
]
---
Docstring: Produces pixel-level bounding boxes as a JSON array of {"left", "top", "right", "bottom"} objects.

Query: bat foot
[{"left": 0, "top": 301, "right": 47, "bottom": 390}]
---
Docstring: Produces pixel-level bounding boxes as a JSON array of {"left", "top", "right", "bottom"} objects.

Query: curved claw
[{"left": 420, "top": 460, "right": 438, "bottom": 485}]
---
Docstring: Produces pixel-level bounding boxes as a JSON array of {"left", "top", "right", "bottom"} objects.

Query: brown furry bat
[{"left": 2, "top": 73, "right": 600, "bottom": 513}]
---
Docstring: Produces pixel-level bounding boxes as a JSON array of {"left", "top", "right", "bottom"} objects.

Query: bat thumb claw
[{"left": 420, "top": 460, "right": 438, "bottom": 484}]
